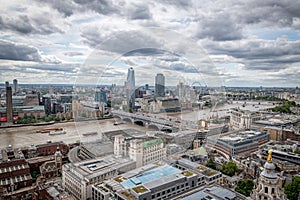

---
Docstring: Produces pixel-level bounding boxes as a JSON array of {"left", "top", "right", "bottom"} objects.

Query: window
[{"left": 265, "top": 187, "right": 268, "bottom": 193}]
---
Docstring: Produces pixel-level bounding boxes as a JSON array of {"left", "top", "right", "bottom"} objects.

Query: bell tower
[{"left": 54, "top": 146, "right": 62, "bottom": 173}]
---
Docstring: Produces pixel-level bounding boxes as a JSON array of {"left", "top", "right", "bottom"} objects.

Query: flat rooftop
[
  {"left": 66, "top": 155, "right": 135, "bottom": 180},
  {"left": 81, "top": 140, "right": 113, "bottom": 157},
  {"left": 182, "top": 186, "right": 237, "bottom": 200},
  {"left": 121, "top": 164, "right": 181, "bottom": 189},
  {"left": 220, "top": 130, "right": 266, "bottom": 143},
  {"left": 103, "top": 129, "right": 146, "bottom": 140}
]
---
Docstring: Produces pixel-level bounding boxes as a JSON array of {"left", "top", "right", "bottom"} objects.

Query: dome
[
  {"left": 260, "top": 150, "right": 277, "bottom": 179},
  {"left": 263, "top": 161, "right": 275, "bottom": 170}
]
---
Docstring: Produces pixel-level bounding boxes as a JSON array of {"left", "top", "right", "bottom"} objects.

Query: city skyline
[{"left": 1, "top": 1, "right": 300, "bottom": 87}]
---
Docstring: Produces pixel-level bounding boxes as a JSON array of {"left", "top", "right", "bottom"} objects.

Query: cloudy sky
[{"left": 1, "top": 0, "right": 300, "bottom": 87}]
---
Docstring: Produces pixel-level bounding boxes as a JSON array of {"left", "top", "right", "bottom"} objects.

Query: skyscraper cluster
[
  {"left": 4, "top": 79, "right": 18, "bottom": 94},
  {"left": 124, "top": 68, "right": 168, "bottom": 111}
]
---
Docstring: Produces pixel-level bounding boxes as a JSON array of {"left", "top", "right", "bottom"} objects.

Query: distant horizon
[{"left": 1, "top": 83, "right": 298, "bottom": 89}]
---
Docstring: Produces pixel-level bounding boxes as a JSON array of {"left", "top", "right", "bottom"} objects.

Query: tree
[
  {"left": 206, "top": 158, "right": 217, "bottom": 170},
  {"left": 44, "top": 116, "right": 51, "bottom": 122},
  {"left": 235, "top": 179, "right": 254, "bottom": 196},
  {"left": 220, "top": 161, "right": 240, "bottom": 177},
  {"left": 285, "top": 176, "right": 300, "bottom": 200},
  {"left": 294, "top": 150, "right": 300, "bottom": 154}
]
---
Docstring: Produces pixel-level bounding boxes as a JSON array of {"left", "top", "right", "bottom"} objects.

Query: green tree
[
  {"left": 220, "top": 161, "right": 240, "bottom": 177},
  {"left": 31, "top": 170, "right": 38, "bottom": 182},
  {"left": 235, "top": 179, "right": 254, "bottom": 196},
  {"left": 285, "top": 176, "right": 300, "bottom": 200},
  {"left": 206, "top": 158, "right": 217, "bottom": 170},
  {"left": 294, "top": 150, "right": 300, "bottom": 154},
  {"left": 44, "top": 116, "right": 51, "bottom": 122}
]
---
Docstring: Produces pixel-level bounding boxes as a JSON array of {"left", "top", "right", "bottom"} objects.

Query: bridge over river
[{"left": 112, "top": 110, "right": 199, "bottom": 132}]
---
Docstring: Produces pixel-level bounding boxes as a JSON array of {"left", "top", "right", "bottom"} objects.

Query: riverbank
[{"left": 0, "top": 117, "right": 146, "bottom": 149}]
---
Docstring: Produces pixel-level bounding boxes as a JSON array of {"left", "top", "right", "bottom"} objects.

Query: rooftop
[
  {"left": 219, "top": 130, "right": 266, "bottom": 144},
  {"left": 142, "top": 138, "right": 163, "bottom": 148},
  {"left": 182, "top": 186, "right": 237, "bottom": 200},
  {"left": 121, "top": 164, "right": 181, "bottom": 189},
  {"left": 65, "top": 155, "right": 135, "bottom": 180}
]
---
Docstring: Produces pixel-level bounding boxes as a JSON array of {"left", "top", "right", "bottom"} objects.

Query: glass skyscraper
[
  {"left": 155, "top": 73, "right": 165, "bottom": 97},
  {"left": 126, "top": 67, "right": 135, "bottom": 111}
]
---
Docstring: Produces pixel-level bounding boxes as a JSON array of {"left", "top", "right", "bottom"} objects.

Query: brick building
[{"left": 0, "top": 145, "right": 32, "bottom": 194}]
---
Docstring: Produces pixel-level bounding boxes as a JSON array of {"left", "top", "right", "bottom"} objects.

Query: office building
[
  {"left": 155, "top": 73, "right": 165, "bottom": 97},
  {"left": 80, "top": 140, "right": 114, "bottom": 160},
  {"left": 207, "top": 130, "right": 270, "bottom": 158},
  {"left": 13, "top": 79, "right": 18, "bottom": 94},
  {"left": 91, "top": 159, "right": 222, "bottom": 200},
  {"left": 251, "top": 150, "right": 287, "bottom": 200},
  {"left": 155, "top": 98, "right": 181, "bottom": 112},
  {"left": 62, "top": 155, "right": 135, "bottom": 200},
  {"left": 24, "top": 94, "right": 39, "bottom": 106},
  {"left": 114, "top": 136, "right": 167, "bottom": 168},
  {"left": 125, "top": 67, "right": 135, "bottom": 111},
  {"left": 5, "top": 81, "right": 9, "bottom": 88},
  {"left": 6, "top": 86, "right": 13, "bottom": 123},
  {"left": 95, "top": 90, "right": 107, "bottom": 104},
  {"left": 261, "top": 148, "right": 300, "bottom": 165},
  {"left": 230, "top": 108, "right": 260, "bottom": 130}
]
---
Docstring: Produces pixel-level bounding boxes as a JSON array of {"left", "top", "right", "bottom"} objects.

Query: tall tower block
[{"left": 6, "top": 86, "right": 13, "bottom": 123}]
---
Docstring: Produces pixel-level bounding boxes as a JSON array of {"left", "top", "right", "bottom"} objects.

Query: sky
[{"left": 1, "top": 0, "right": 300, "bottom": 87}]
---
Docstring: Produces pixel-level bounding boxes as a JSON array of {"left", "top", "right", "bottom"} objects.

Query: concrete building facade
[
  {"left": 62, "top": 155, "right": 135, "bottom": 200},
  {"left": 114, "top": 136, "right": 167, "bottom": 168},
  {"left": 207, "top": 130, "right": 270, "bottom": 158}
]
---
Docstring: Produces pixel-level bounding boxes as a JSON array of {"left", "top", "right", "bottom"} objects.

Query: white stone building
[
  {"left": 114, "top": 135, "right": 167, "bottom": 168},
  {"left": 251, "top": 150, "right": 287, "bottom": 200}
]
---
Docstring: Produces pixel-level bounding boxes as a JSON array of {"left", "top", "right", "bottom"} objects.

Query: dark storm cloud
[
  {"left": 234, "top": 0, "right": 300, "bottom": 28},
  {"left": 204, "top": 38, "right": 300, "bottom": 70},
  {"left": 127, "top": 3, "right": 152, "bottom": 20},
  {"left": 73, "top": 0, "right": 119, "bottom": 15},
  {"left": 0, "top": 40, "right": 42, "bottom": 61},
  {"left": 0, "top": 14, "right": 64, "bottom": 35},
  {"left": 81, "top": 29, "right": 161, "bottom": 54},
  {"left": 35, "top": 0, "right": 120, "bottom": 16},
  {"left": 195, "top": 13, "right": 243, "bottom": 41},
  {"left": 34, "top": 0, "right": 77, "bottom": 17}
]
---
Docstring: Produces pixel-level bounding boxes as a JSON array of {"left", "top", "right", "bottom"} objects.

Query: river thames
[{"left": 0, "top": 101, "right": 275, "bottom": 149}]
